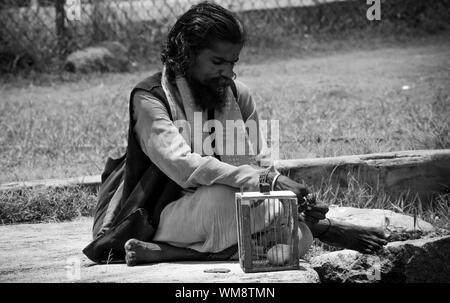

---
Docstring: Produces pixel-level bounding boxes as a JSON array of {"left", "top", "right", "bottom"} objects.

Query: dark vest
[
  {"left": 120, "top": 72, "right": 184, "bottom": 228},
  {"left": 83, "top": 72, "right": 238, "bottom": 263},
  {"left": 83, "top": 72, "right": 183, "bottom": 262}
]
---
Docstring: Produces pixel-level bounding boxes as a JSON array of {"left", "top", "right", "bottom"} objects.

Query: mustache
[{"left": 206, "top": 77, "right": 233, "bottom": 88}]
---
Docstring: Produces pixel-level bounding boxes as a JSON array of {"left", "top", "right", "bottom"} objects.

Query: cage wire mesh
[
  {"left": 235, "top": 190, "right": 300, "bottom": 273},
  {"left": 0, "top": 0, "right": 337, "bottom": 72}
]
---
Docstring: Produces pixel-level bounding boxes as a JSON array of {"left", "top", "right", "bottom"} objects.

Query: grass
[
  {"left": 1, "top": 33, "right": 449, "bottom": 183},
  {"left": 315, "top": 176, "right": 450, "bottom": 232},
  {"left": 302, "top": 175, "right": 450, "bottom": 261},
  {"left": 0, "top": 32, "right": 449, "bottom": 226},
  {"left": 0, "top": 186, "right": 97, "bottom": 225}
]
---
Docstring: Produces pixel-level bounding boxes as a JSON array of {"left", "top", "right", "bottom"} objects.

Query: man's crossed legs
[{"left": 125, "top": 184, "right": 387, "bottom": 266}]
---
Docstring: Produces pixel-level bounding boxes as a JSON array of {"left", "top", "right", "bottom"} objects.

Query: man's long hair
[{"left": 161, "top": 1, "right": 246, "bottom": 81}]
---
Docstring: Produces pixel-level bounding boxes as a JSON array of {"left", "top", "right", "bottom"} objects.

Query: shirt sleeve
[{"left": 132, "top": 90, "right": 263, "bottom": 190}]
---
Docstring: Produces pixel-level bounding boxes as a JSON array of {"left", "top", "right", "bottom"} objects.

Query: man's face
[{"left": 186, "top": 41, "right": 242, "bottom": 110}]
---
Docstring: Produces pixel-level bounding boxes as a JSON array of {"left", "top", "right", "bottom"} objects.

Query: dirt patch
[{"left": 0, "top": 218, "right": 319, "bottom": 283}]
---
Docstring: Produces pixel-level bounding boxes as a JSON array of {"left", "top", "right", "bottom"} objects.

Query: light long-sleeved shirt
[{"left": 132, "top": 80, "right": 270, "bottom": 192}]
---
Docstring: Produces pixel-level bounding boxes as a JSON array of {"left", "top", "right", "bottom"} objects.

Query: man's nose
[{"left": 219, "top": 63, "right": 234, "bottom": 79}]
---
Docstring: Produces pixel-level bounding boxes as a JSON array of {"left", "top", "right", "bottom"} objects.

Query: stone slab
[{"left": 0, "top": 218, "right": 319, "bottom": 283}]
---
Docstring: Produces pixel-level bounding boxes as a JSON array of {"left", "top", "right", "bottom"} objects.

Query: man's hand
[
  {"left": 270, "top": 173, "right": 309, "bottom": 211},
  {"left": 301, "top": 194, "right": 329, "bottom": 225},
  {"left": 268, "top": 173, "right": 329, "bottom": 224}
]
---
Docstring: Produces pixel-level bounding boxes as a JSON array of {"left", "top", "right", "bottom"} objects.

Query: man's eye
[{"left": 212, "top": 61, "right": 223, "bottom": 65}]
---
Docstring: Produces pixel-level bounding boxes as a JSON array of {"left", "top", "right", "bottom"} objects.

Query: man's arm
[{"left": 133, "top": 90, "right": 262, "bottom": 190}]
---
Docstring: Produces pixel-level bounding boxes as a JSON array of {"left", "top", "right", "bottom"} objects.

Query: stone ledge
[
  {"left": 310, "top": 236, "right": 450, "bottom": 283},
  {"left": 0, "top": 218, "right": 319, "bottom": 283}
]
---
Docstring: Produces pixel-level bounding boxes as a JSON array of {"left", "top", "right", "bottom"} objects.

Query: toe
[
  {"left": 363, "top": 247, "right": 374, "bottom": 254},
  {"left": 369, "top": 232, "right": 389, "bottom": 246},
  {"left": 364, "top": 235, "right": 387, "bottom": 245},
  {"left": 360, "top": 242, "right": 377, "bottom": 254},
  {"left": 359, "top": 239, "right": 382, "bottom": 254},
  {"left": 124, "top": 238, "right": 137, "bottom": 251},
  {"left": 374, "top": 237, "right": 388, "bottom": 246},
  {"left": 375, "top": 229, "right": 389, "bottom": 240},
  {"left": 126, "top": 251, "right": 137, "bottom": 267},
  {"left": 369, "top": 244, "right": 381, "bottom": 253}
]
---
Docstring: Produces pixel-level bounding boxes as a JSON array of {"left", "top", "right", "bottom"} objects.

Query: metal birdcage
[{"left": 235, "top": 189, "right": 300, "bottom": 273}]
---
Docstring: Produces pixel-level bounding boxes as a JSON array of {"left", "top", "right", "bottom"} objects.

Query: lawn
[
  {"left": 1, "top": 34, "right": 449, "bottom": 183},
  {"left": 0, "top": 33, "right": 449, "bottom": 226}
]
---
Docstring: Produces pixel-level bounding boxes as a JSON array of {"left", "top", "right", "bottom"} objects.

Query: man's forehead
[{"left": 204, "top": 41, "right": 242, "bottom": 60}]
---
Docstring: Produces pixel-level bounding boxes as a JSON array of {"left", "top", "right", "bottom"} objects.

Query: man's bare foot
[
  {"left": 124, "top": 239, "right": 222, "bottom": 266},
  {"left": 125, "top": 239, "right": 166, "bottom": 266},
  {"left": 313, "top": 219, "right": 388, "bottom": 254}
]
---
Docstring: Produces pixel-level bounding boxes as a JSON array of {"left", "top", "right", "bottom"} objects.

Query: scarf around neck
[{"left": 161, "top": 66, "right": 258, "bottom": 167}]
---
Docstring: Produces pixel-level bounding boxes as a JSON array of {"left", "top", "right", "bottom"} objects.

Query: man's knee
[{"left": 195, "top": 184, "right": 237, "bottom": 214}]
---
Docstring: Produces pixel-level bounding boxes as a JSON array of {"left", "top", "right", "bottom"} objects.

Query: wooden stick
[
  {"left": 0, "top": 175, "right": 101, "bottom": 191},
  {"left": 275, "top": 149, "right": 450, "bottom": 202},
  {"left": 1, "top": 150, "right": 449, "bottom": 203}
]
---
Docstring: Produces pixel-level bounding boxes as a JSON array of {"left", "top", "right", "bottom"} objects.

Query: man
[{"left": 83, "top": 1, "right": 388, "bottom": 266}]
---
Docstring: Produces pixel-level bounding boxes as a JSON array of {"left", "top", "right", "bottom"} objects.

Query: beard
[{"left": 186, "top": 76, "right": 231, "bottom": 112}]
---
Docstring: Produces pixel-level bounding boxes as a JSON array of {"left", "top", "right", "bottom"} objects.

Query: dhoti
[{"left": 152, "top": 184, "right": 314, "bottom": 257}]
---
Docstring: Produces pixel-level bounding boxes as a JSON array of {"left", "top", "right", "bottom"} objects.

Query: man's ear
[
  {"left": 188, "top": 47, "right": 203, "bottom": 64},
  {"left": 185, "top": 51, "right": 199, "bottom": 76}
]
